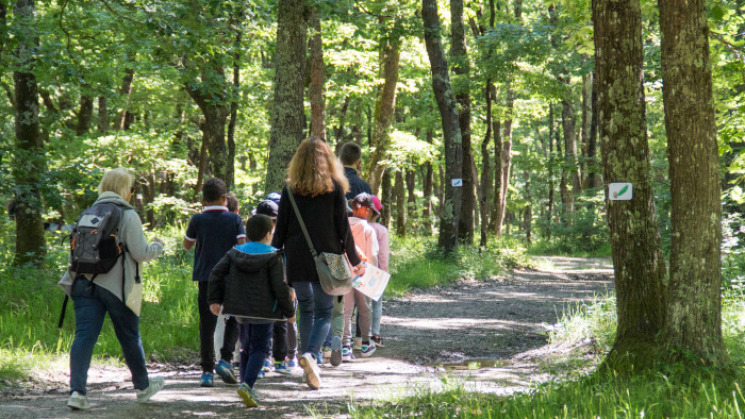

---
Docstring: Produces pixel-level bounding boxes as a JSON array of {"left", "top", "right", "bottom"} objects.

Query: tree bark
[
  {"left": 367, "top": 20, "right": 402, "bottom": 194},
  {"left": 450, "top": 0, "right": 475, "bottom": 244},
  {"left": 395, "top": 169, "right": 406, "bottom": 236},
  {"left": 587, "top": 71, "right": 601, "bottom": 188},
  {"left": 265, "top": 0, "right": 307, "bottom": 194},
  {"left": 422, "top": 129, "right": 435, "bottom": 233},
  {"left": 381, "top": 167, "right": 393, "bottom": 231},
  {"left": 594, "top": 0, "right": 667, "bottom": 370},
  {"left": 496, "top": 89, "right": 514, "bottom": 237},
  {"left": 423, "top": 0, "right": 463, "bottom": 253},
  {"left": 479, "top": 82, "right": 494, "bottom": 247},
  {"left": 659, "top": 0, "right": 727, "bottom": 365},
  {"left": 226, "top": 27, "right": 242, "bottom": 190},
  {"left": 580, "top": 72, "right": 592, "bottom": 188},
  {"left": 308, "top": 9, "right": 326, "bottom": 139},
  {"left": 546, "top": 105, "right": 555, "bottom": 240},
  {"left": 523, "top": 170, "right": 531, "bottom": 244},
  {"left": 12, "top": 0, "right": 46, "bottom": 266},
  {"left": 117, "top": 68, "right": 134, "bottom": 130},
  {"left": 75, "top": 93, "right": 93, "bottom": 136},
  {"left": 97, "top": 96, "right": 108, "bottom": 134},
  {"left": 406, "top": 166, "right": 416, "bottom": 232},
  {"left": 561, "top": 95, "right": 580, "bottom": 215},
  {"left": 489, "top": 119, "right": 502, "bottom": 233},
  {"left": 333, "top": 95, "right": 350, "bottom": 145}
]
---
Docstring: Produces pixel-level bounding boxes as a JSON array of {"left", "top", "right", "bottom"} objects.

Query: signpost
[{"left": 609, "top": 182, "right": 633, "bottom": 201}]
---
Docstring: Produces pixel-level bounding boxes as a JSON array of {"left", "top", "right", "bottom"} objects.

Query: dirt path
[{"left": 0, "top": 257, "right": 614, "bottom": 418}]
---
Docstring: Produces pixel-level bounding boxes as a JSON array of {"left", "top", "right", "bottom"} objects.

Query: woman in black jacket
[{"left": 271, "top": 137, "right": 364, "bottom": 390}]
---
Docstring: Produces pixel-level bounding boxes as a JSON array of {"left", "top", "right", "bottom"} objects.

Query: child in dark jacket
[{"left": 208, "top": 214, "right": 295, "bottom": 408}]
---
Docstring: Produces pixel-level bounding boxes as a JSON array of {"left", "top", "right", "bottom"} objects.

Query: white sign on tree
[{"left": 609, "top": 183, "right": 633, "bottom": 201}]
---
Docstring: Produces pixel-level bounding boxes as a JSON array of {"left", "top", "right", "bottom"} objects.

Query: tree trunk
[
  {"left": 451, "top": 0, "right": 475, "bottom": 245},
  {"left": 423, "top": 0, "right": 463, "bottom": 254},
  {"left": 308, "top": 9, "right": 326, "bottom": 139},
  {"left": 580, "top": 72, "right": 592, "bottom": 188},
  {"left": 422, "top": 129, "right": 435, "bottom": 233},
  {"left": 406, "top": 167, "right": 416, "bottom": 232},
  {"left": 97, "top": 96, "right": 108, "bottom": 134},
  {"left": 523, "top": 170, "right": 531, "bottom": 245},
  {"left": 265, "top": 0, "right": 307, "bottom": 194},
  {"left": 479, "top": 82, "right": 494, "bottom": 247},
  {"left": 497, "top": 89, "right": 514, "bottom": 237},
  {"left": 546, "top": 105, "right": 555, "bottom": 239},
  {"left": 367, "top": 20, "right": 402, "bottom": 194},
  {"left": 13, "top": 0, "right": 46, "bottom": 266},
  {"left": 561, "top": 95, "right": 580, "bottom": 215},
  {"left": 659, "top": 0, "right": 727, "bottom": 365},
  {"left": 194, "top": 137, "right": 208, "bottom": 201},
  {"left": 186, "top": 67, "right": 231, "bottom": 183},
  {"left": 587, "top": 71, "right": 600, "bottom": 188},
  {"left": 489, "top": 119, "right": 502, "bottom": 233},
  {"left": 76, "top": 91, "right": 93, "bottom": 136},
  {"left": 0, "top": 3, "right": 6, "bottom": 63},
  {"left": 594, "top": 0, "right": 667, "bottom": 370},
  {"left": 381, "top": 167, "right": 393, "bottom": 231},
  {"left": 395, "top": 170, "right": 406, "bottom": 236},
  {"left": 117, "top": 68, "right": 134, "bottom": 130},
  {"left": 333, "top": 95, "right": 350, "bottom": 145}
]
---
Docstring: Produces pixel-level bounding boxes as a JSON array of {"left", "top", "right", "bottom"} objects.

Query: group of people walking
[{"left": 61, "top": 138, "right": 391, "bottom": 410}]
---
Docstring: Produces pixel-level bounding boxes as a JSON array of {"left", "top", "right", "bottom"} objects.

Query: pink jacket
[{"left": 370, "top": 222, "right": 389, "bottom": 272}]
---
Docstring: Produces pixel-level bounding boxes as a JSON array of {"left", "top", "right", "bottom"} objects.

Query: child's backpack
[{"left": 69, "top": 202, "right": 126, "bottom": 275}]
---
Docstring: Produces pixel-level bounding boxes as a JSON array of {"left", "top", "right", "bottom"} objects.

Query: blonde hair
[
  {"left": 98, "top": 167, "right": 134, "bottom": 198},
  {"left": 287, "top": 137, "right": 349, "bottom": 196}
]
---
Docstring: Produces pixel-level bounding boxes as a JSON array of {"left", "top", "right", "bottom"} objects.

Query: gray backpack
[{"left": 69, "top": 202, "right": 126, "bottom": 274}]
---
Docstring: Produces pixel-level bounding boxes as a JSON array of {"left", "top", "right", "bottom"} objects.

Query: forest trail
[{"left": 0, "top": 256, "right": 614, "bottom": 418}]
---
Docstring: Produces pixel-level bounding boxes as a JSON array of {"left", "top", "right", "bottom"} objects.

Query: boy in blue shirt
[
  {"left": 207, "top": 214, "right": 295, "bottom": 408},
  {"left": 183, "top": 178, "right": 246, "bottom": 387}
]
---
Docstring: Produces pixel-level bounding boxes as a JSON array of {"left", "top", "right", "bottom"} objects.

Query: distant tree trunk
[
  {"left": 422, "top": 129, "right": 435, "bottom": 233},
  {"left": 226, "top": 28, "right": 242, "bottom": 190},
  {"left": 75, "top": 92, "right": 93, "bottom": 136},
  {"left": 557, "top": 123, "right": 567, "bottom": 224},
  {"left": 13, "top": 0, "right": 46, "bottom": 266},
  {"left": 594, "top": 0, "right": 667, "bottom": 371},
  {"left": 451, "top": 0, "right": 475, "bottom": 244},
  {"left": 266, "top": 0, "right": 307, "bottom": 193},
  {"left": 479, "top": 82, "right": 494, "bottom": 247},
  {"left": 580, "top": 72, "right": 592, "bottom": 188},
  {"left": 117, "top": 68, "right": 134, "bottom": 130},
  {"left": 546, "top": 105, "right": 555, "bottom": 240},
  {"left": 496, "top": 89, "right": 514, "bottom": 237},
  {"left": 406, "top": 167, "right": 416, "bottom": 232},
  {"left": 587, "top": 71, "right": 600, "bottom": 188},
  {"left": 97, "top": 96, "right": 108, "bottom": 134},
  {"left": 333, "top": 95, "right": 350, "bottom": 145},
  {"left": 367, "top": 20, "right": 402, "bottom": 194},
  {"left": 309, "top": 9, "right": 326, "bottom": 139},
  {"left": 395, "top": 170, "right": 406, "bottom": 236},
  {"left": 659, "top": 0, "right": 728, "bottom": 365},
  {"left": 186, "top": 67, "right": 231, "bottom": 183},
  {"left": 0, "top": 3, "right": 6, "bottom": 62},
  {"left": 523, "top": 171, "right": 531, "bottom": 245},
  {"left": 194, "top": 137, "right": 208, "bottom": 201},
  {"left": 381, "top": 167, "right": 393, "bottom": 230},
  {"left": 423, "top": 0, "right": 463, "bottom": 253},
  {"left": 489, "top": 119, "right": 502, "bottom": 233},
  {"left": 561, "top": 95, "right": 580, "bottom": 215}
]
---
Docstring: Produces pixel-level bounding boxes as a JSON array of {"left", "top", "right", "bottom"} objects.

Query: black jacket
[
  {"left": 271, "top": 182, "right": 361, "bottom": 284},
  {"left": 207, "top": 248, "right": 295, "bottom": 320},
  {"left": 344, "top": 167, "right": 372, "bottom": 200}
]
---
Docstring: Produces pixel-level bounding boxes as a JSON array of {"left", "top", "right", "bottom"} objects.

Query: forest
[{"left": 3, "top": 0, "right": 745, "bottom": 417}]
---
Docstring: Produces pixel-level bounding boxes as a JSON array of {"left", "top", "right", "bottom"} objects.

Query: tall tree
[
  {"left": 367, "top": 19, "right": 403, "bottom": 194},
  {"left": 308, "top": 8, "right": 326, "bottom": 139},
  {"left": 659, "top": 0, "right": 727, "bottom": 364},
  {"left": 12, "top": 0, "right": 46, "bottom": 265},
  {"left": 451, "top": 0, "right": 475, "bottom": 244},
  {"left": 593, "top": 0, "right": 666, "bottom": 369},
  {"left": 265, "top": 0, "right": 308, "bottom": 193},
  {"left": 423, "top": 0, "right": 463, "bottom": 253}
]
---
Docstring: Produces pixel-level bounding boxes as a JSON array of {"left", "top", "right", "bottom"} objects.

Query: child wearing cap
[{"left": 368, "top": 196, "right": 389, "bottom": 347}]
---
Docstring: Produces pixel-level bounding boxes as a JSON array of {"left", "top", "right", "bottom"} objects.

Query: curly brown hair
[{"left": 287, "top": 137, "right": 349, "bottom": 196}]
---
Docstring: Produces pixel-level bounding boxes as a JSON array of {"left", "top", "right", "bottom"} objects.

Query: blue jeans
[
  {"left": 293, "top": 282, "right": 333, "bottom": 355},
  {"left": 69, "top": 278, "right": 149, "bottom": 395},
  {"left": 238, "top": 322, "right": 272, "bottom": 388},
  {"left": 371, "top": 296, "right": 383, "bottom": 336}
]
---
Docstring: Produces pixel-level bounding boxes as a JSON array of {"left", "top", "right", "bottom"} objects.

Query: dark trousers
[
  {"left": 272, "top": 320, "right": 287, "bottom": 361},
  {"left": 198, "top": 281, "right": 238, "bottom": 372},
  {"left": 238, "top": 322, "right": 273, "bottom": 388}
]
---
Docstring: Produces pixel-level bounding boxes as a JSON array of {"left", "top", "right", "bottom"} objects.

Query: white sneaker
[
  {"left": 67, "top": 391, "right": 90, "bottom": 410},
  {"left": 136, "top": 375, "right": 164, "bottom": 403},
  {"left": 298, "top": 352, "right": 321, "bottom": 390}
]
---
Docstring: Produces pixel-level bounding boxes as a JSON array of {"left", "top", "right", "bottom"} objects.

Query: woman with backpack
[
  {"left": 60, "top": 167, "right": 165, "bottom": 410},
  {"left": 271, "top": 137, "right": 365, "bottom": 390}
]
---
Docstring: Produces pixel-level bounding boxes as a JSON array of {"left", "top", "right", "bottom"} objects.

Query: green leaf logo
[{"left": 612, "top": 184, "right": 629, "bottom": 199}]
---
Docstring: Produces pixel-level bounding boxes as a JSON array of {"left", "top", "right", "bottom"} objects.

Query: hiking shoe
[
  {"left": 298, "top": 353, "right": 321, "bottom": 390},
  {"left": 200, "top": 372, "right": 214, "bottom": 387},
  {"left": 330, "top": 335, "right": 343, "bottom": 367},
  {"left": 322, "top": 345, "right": 332, "bottom": 359},
  {"left": 274, "top": 361, "right": 291, "bottom": 374},
  {"left": 237, "top": 383, "right": 259, "bottom": 408},
  {"left": 67, "top": 391, "right": 90, "bottom": 410},
  {"left": 257, "top": 369, "right": 265, "bottom": 379},
  {"left": 287, "top": 356, "right": 298, "bottom": 368},
  {"left": 136, "top": 376, "right": 165, "bottom": 403},
  {"left": 371, "top": 334, "right": 384, "bottom": 348},
  {"left": 353, "top": 337, "right": 363, "bottom": 350},
  {"left": 360, "top": 342, "right": 376, "bottom": 357},
  {"left": 262, "top": 359, "right": 272, "bottom": 373},
  {"left": 216, "top": 360, "right": 238, "bottom": 384},
  {"left": 342, "top": 346, "right": 355, "bottom": 362}
]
